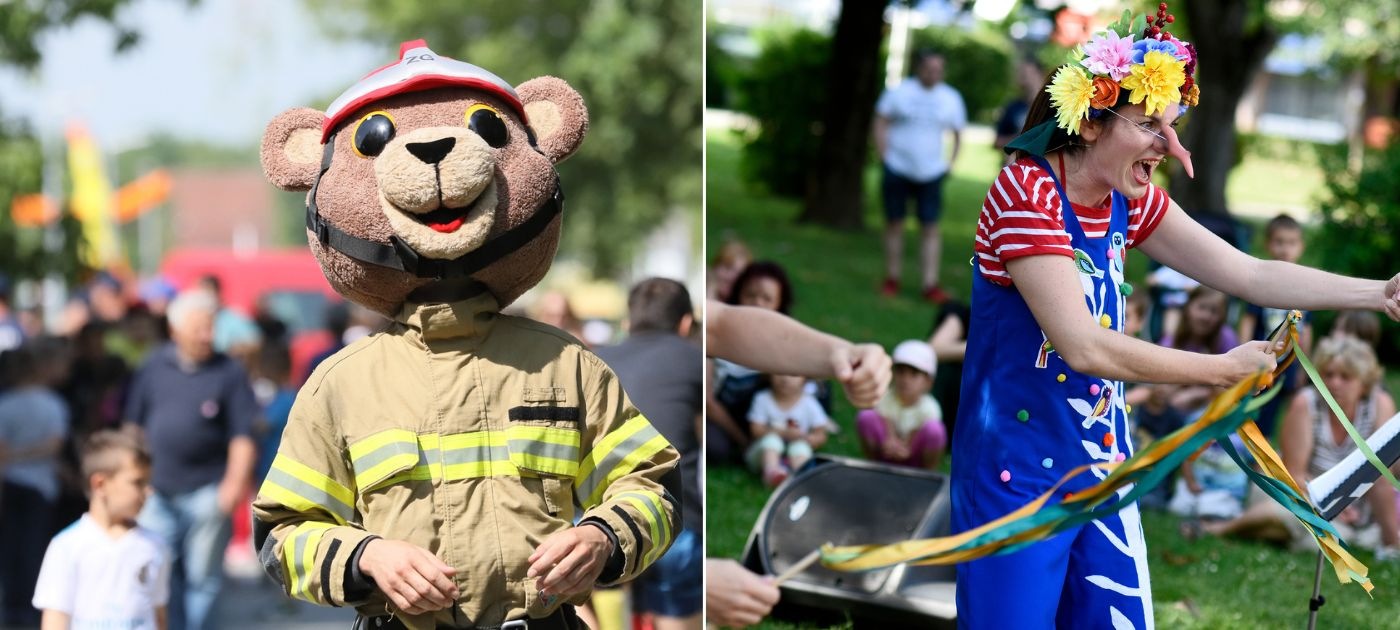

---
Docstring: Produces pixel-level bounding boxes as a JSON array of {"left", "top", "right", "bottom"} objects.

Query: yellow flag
[{"left": 66, "top": 123, "right": 120, "bottom": 267}]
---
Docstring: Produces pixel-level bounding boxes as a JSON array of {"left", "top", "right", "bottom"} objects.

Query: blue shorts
[
  {"left": 882, "top": 164, "right": 945, "bottom": 225},
  {"left": 631, "top": 528, "right": 701, "bottom": 617}
]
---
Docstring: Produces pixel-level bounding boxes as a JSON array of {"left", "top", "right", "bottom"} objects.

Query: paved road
[{"left": 210, "top": 571, "right": 356, "bottom": 629}]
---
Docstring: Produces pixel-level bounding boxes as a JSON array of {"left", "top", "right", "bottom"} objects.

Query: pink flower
[{"left": 1082, "top": 30, "right": 1136, "bottom": 81}]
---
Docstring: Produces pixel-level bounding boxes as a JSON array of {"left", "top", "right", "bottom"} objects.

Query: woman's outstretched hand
[{"left": 1219, "top": 340, "right": 1278, "bottom": 388}]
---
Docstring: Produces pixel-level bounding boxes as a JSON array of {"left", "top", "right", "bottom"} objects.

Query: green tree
[
  {"left": 310, "top": 0, "right": 702, "bottom": 278},
  {"left": 0, "top": 0, "right": 150, "bottom": 283},
  {"left": 1312, "top": 139, "right": 1400, "bottom": 361},
  {"left": 734, "top": 27, "right": 831, "bottom": 199},
  {"left": 1166, "top": 0, "right": 1400, "bottom": 217},
  {"left": 799, "top": 0, "right": 889, "bottom": 229}
]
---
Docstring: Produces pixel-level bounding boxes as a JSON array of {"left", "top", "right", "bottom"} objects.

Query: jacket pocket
[
  {"left": 347, "top": 428, "right": 425, "bottom": 496},
  {"left": 506, "top": 424, "right": 581, "bottom": 516}
]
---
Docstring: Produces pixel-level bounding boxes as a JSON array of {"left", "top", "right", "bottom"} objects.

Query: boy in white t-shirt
[
  {"left": 33, "top": 428, "right": 170, "bottom": 630},
  {"left": 856, "top": 340, "right": 946, "bottom": 469},
  {"left": 746, "top": 374, "right": 831, "bottom": 487}
]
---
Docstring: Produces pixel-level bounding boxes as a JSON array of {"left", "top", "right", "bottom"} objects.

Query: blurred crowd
[
  {"left": 0, "top": 270, "right": 385, "bottom": 628},
  {"left": 0, "top": 269, "right": 704, "bottom": 630}
]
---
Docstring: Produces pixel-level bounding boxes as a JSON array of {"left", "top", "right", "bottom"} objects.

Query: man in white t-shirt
[
  {"left": 33, "top": 429, "right": 170, "bottom": 630},
  {"left": 874, "top": 50, "right": 967, "bottom": 304}
]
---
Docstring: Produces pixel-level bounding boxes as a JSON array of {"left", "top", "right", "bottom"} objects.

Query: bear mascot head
[{"left": 260, "top": 40, "right": 587, "bottom": 316}]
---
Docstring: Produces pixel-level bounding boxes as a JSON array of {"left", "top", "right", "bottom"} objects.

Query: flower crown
[{"left": 1047, "top": 3, "right": 1200, "bottom": 135}]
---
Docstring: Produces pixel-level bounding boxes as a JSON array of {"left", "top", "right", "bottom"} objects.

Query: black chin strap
[{"left": 305, "top": 132, "right": 564, "bottom": 280}]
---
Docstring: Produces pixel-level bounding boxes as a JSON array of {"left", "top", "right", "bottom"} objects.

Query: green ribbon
[
  {"left": 1294, "top": 346, "right": 1400, "bottom": 493},
  {"left": 821, "top": 380, "right": 1284, "bottom": 566}
]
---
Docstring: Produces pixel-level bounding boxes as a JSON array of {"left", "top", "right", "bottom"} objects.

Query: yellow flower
[
  {"left": 1121, "top": 50, "right": 1186, "bottom": 116},
  {"left": 1047, "top": 66, "right": 1094, "bottom": 135}
]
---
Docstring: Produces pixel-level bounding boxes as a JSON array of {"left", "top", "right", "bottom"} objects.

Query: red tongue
[{"left": 427, "top": 217, "right": 466, "bottom": 233}]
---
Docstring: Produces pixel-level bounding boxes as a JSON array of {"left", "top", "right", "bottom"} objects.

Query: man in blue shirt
[
  {"left": 595, "top": 279, "right": 703, "bottom": 630},
  {"left": 124, "top": 289, "right": 257, "bottom": 630}
]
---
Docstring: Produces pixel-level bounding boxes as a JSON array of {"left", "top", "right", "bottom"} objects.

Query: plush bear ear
[
  {"left": 260, "top": 107, "right": 325, "bottom": 191},
  {"left": 516, "top": 77, "right": 589, "bottom": 164}
]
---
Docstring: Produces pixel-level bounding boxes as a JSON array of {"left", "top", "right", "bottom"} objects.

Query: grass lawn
[{"left": 704, "top": 130, "right": 1400, "bottom": 628}]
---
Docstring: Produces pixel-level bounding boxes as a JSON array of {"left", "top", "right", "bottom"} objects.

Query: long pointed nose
[
  {"left": 406, "top": 137, "right": 456, "bottom": 165},
  {"left": 1162, "top": 126, "right": 1194, "bottom": 179}
]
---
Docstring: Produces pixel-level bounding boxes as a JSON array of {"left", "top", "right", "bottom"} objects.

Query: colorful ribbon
[{"left": 820, "top": 312, "right": 1382, "bottom": 595}]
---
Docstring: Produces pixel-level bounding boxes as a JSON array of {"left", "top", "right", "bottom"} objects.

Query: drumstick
[{"left": 774, "top": 549, "right": 822, "bottom": 585}]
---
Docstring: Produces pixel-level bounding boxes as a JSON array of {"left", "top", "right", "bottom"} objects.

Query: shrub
[
  {"left": 1312, "top": 140, "right": 1400, "bottom": 362},
  {"left": 733, "top": 27, "right": 832, "bottom": 198}
]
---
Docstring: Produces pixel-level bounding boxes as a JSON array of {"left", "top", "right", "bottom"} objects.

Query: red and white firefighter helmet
[{"left": 321, "top": 39, "right": 525, "bottom": 143}]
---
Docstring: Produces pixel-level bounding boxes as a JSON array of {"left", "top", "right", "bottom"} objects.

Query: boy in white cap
[{"left": 856, "top": 340, "right": 945, "bottom": 469}]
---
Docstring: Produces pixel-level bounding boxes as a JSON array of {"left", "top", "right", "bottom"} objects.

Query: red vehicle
[{"left": 158, "top": 248, "right": 338, "bottom": 323}]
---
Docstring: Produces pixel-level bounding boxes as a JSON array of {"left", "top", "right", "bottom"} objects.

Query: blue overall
[{"left": 951, "top": 156, "right": 1153, "bottom": 629}]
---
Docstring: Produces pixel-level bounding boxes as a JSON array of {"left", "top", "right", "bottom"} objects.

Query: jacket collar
[{"left": 396, "top": 289, "right": 500, "bottom": 342}]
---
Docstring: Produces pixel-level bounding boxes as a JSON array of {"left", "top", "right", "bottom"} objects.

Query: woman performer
[{"left": 952, "top": 6, "right": 1400, "bottom": 627}]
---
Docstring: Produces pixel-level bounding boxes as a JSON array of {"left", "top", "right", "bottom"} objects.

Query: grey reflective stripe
[
  {"left": 350, "top": 439, "right": 420, "bottom": 472},
  {"left": 508, "top": 439, "right": 579, "bottom": 463},
  {"left": 441, "top": 443, "right": 510, "bottom": 466},
  {"left": 618, "top": 491, "right": 665, "bottom": 534},
  {"left": 576, "top": 423, "right": 662, "bottom": 505},
  {"left": 265, "top": 467, "right": 354, "bottom": 524},
  {"left": 290, "top": 527, "right": 310, "bottom": 596}
]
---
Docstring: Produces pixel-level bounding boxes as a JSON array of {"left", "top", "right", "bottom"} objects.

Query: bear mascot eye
[
  {"left": 465, "top": 104, "right": 508, "bottom": 148},
  {"left": 353, "top": 111, "right": 397, "bottom": 158}
]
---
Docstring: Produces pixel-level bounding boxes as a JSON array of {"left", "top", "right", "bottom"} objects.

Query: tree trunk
[
  {"left": 799, "top": 0, "right": 890, "bottom": 228},
  {"left": 1169, "top": 0, "right": 1278, "bottom": 218}
]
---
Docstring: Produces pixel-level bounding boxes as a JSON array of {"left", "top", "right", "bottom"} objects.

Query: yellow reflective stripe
[
  {"left": 260, "top": 478, "right": 350, "bottom": 526},
  {"left": 619, "top": 490, "right": 670, "bottom": 565},
  {"left": 354, "top": 451, "right": 422, "bottom": 491},
  {"left": 575, "top": 416, "right": 651, "bottom": 491},
  {"left": 438, "top": 431, "right": 520, "bottom": 479},
  {"left": 585, "top": 433, "right": 671, "bottom": 508},
  {"left": 620, "top": 490, "right": 671, "bottom": 556},
  {"left": 350, "top": 430, "right": 533, "bottom": 493},
  {"left": 349, "top": 429, "right": 422, "bottom": 491},
  {"left": 347, "top": 428, "right": 418, "bottom": 463},
  {"left": 264, "top": 454, "right": 356, "bottom": 517},
  {"left": 284, "top": 521, "right": 333, "bottom": 603},
  {"left": 507, "top": 426, "right": 580, "bottom": 476}
]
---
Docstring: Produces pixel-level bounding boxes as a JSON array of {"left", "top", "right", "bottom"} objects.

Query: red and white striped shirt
[{"left": 975, "top": 157, "right": 1172, "bottom": 286}]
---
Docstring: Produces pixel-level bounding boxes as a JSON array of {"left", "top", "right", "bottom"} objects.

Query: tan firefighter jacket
[{"left": 252, "top": 292, "right": 680, "bottom": 628}]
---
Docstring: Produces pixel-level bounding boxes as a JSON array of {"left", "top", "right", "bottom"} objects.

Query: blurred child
[
  {"left": 1123, "top": 291, "right": 1150, "bottom": 339},
  {"left": 707, "top": 261, "right": 796, "bottom": 463},
  {"left": 707, "top": 236, "right": 753, "bottom": 303},
  {"left": 1159, "top": 287, "right": 1238, "bottom": 416},
  {"left": 32, "top": 428, "right": 170, "bottom": 629},
  {"left": 251, "top": 343, "right": 295, "bottom": 488},
  {"left": 1330, "top": 310, "right": 1381, "bottom": 347},
  {"left": 928, "top": 301, "right": 970, "bottom": 441},
  {"left": 1237, "top": 214, "right": 1313, "bottom": 437},
  {"left": 746, "top": 374, "right": 830, "bottom": 487},
  {"left": 0, "top": 342, "right": 71, "bottom": 626},
  {"left": 1168, "top": 433, "right": 1250, "bottom": 521},
  {"left": 857, "top": 340, "right": 945, "bottom": 469},
  {"left": 1145, "top": 264, "right": 1198, "bottom": 341}
]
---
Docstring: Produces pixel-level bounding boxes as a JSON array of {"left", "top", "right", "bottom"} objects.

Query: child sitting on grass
[
  {"left": 856, "top": 340, "right": 946, "bottom": 469},
  {"left": 746, "top": 374, "right": 830, "bottom": 487}
]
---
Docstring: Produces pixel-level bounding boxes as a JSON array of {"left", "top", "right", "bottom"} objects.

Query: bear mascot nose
[{"left": 407, "top": 137, "right": 456, "bottom": 165}]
